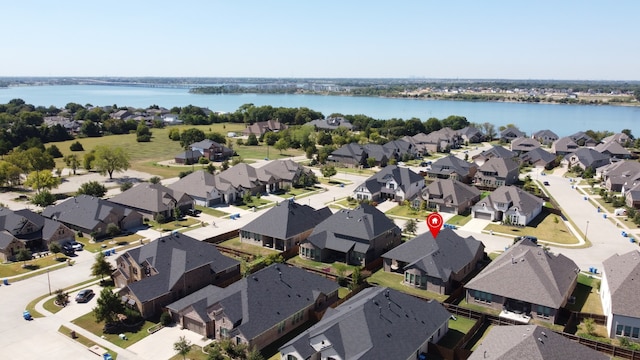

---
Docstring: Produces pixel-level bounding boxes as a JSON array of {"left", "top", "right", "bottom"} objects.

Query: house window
[
  {"left": 633, "top": 327, "right": 640, "bottom": 339},
  {"left": 277, "top": 321, "right": 286, "bottom": 334},
  {"left": 287, "top": 356, "right": 298, "bottom": 360},
  {"left": 220, "top": 327, "right": 229, "bottom": 338},
  {"left": 537, "top": 305, "right": 551, "bottom": 318},
  {"left": 473, "top": 290, "right": 492, "bottom": 304},
  {"left": 616, "top": 325, "right": 624, "bottom": 336},
  {"left": 236, "top": 336, "right": 242, "bottom": 345}
]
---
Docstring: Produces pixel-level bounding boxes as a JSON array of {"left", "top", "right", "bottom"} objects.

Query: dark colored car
[
  {"left": 543, "top": 181, "right": 550, "bottom": 186},
  {"left": 516, "top": 235, "right": 538, "bottom": 244},
  {"left": 75, "top": 289, "right": 94, "bottom": 303}
]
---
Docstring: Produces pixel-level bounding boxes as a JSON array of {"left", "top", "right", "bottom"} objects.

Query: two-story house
[
  {"left": 426, "top": 155, "right": 478, "bottom": 184},
  {"left": 600, "top": 250, "right": 640, "bottom": 341},
  {"left": 189, "top": 139, "right": 234, "bottom": 161},
  {"left": 421, "top": 178, "right": 481, "bottom": 214},
  {"left": 353, "top": 165, "right": 424, "bottom": 203},
  {"left": 474, "top": 157, "right": 520, "bottom": 188}
]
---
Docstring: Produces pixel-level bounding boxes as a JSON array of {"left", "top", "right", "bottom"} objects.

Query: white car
[{"left": 68, "top": 241, "right": 84, "bottom": 251}]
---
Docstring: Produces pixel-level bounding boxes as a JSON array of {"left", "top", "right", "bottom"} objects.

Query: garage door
[
  {"left": 474, "top": 211, "right": 493, "bottom": 220},
  {"left": 183, "top": 317, "right": 205, "bottom": 336},
  {"left": 439, "top": 205, "right": 455, "bottom": 213}
]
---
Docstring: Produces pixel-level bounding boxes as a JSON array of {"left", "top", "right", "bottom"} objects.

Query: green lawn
[
  {"left": 286, "top": 256, "right": 358, "bottom": 276},
  {"left": 438, "top": 317, "right": 477, "bottom": 348},
  {"left": 330, "top": 197, "right": 360, "bottom": 209},
  {"left": 317, "top": 177, "right": 352, "bottom": 186},
  {"left": 273, "top": 186, "right": 321, "bottom": 199},
  {"left": 145, "top": 217, "right": 200, "bottom": 231},
  {"left": 58, "top": 325, "right": 118, "bottom": 360},
  {"left": 194, "top": 205, "right": 229, "bottom": 217},
  {"left": 77, "top": 233, "right": 143, "bottom": 253},
  {"left": 168, "top": 345, "right": 208, "bottom": 360},
  {"left": 366, "top": 270, "right": 448, "bottom": 302},
  {"left": 234, "top": 198, "right": 274, "bottom": 211},
  {"left": 593, "top": 196, "right": 619, "bottom": 213},
  {"left": 484, "top": 208, "right": 579, "bottom": 245},
  {"left": 71, "top": 312, "right": 157, "bottom": 348},
  {"left": 446, "top": 213, "right": 472, "bottom": 226},
  {"left": 384, "top": 204, "right": 431, "bottom": 219},
  {"left": 234, "top": 144, "right": 304, "bottom": 161},
  {"left": 458, "top": 298, "right": 500, "bottom": 316},
  {"left": 338, "top": 287, "right": 350, "bottom": 299},
  {"left": 219, "top": 237, "right": 279, "bottom": 257},
  {"left": 565, "top": 273, "right": 603, "bottom": 314},
  {"left": 0, "top": 255, "right": 70, "bottom": 278}
]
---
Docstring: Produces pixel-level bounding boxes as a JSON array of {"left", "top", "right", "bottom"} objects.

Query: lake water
[{"left": 1, "top": 85, "right": 639, "bottom": 137}]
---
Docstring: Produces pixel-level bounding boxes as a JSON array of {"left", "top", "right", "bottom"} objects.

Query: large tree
[
  {"left": 24, "top": 170, "right": 60, "bottom": 193},
  {"left": 63, "top": 154, "right": 81, "bottom": 175},
  {"left": 179, "top": 128, "right": 205, "bottom": 149},
  {"left": 92, "top": 145, "right": 130, "bottom": 179},
  {"left": 77, "top": 181, "right": 107, "bottom": 197},
  {"left": 93, "top": 287, "right": 125, "bottom": 325},
  {"left": 91, "top": 252, "right": 115, "bottom": 281},
  {"left": 173, "top": 336, "right": 192, "bottom": 360}
]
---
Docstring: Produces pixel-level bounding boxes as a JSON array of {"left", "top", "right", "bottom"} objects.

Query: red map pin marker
[{"left": 427, "top": 213, "right": 443, "bottom": 238}]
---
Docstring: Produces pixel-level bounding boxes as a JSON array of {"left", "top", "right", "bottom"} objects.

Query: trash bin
[
  {"left": 3, "top": 278, "right": 8, "bottom": 285},
  {"left": 103, "top": 354, "right": 113, "bottom": 360}
]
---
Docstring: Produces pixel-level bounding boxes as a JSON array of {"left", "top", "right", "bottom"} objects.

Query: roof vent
[
  {"left": 541, "top": 331, "right": 547, "bottom": 337},
  {"left": 253, "top": 276, "right": 258, "bottom": 281},
  {"left": 538, "top": 337, "right": 544, "bottom": 344}
]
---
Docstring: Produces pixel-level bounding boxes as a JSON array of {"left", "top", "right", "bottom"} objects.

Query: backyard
[
  {"left": 366, "top": 270, "right": 448, "bottom": 302},
  {"left": 565, "top": 273, "right": 603, "bottom": 315},
  {"left": 437, "top": 317, "right": 478, "bottom": 348},
  {"left": 219, "top": 237, "right": 280, "bottom": 257}
]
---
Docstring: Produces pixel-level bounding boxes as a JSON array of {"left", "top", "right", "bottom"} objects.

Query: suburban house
[
  {"left": 510, "top": 137, "right": 541, "bottom": 155},
  {"left": 551, "top": 136, "right": 580, "bottom": 156},
  {"left": 109, "top": 183, "right": 194, "bottom": 221},
  {"left": 426, "top": 154, "right": 478, "bottom": 184},
  {"left": 299, "top": 204, "right": 401, "bottom": 266},
  {"left": 625, "top": 182, "right": 640, "bottom": 209},
  {"left": 279, "top": 287, "right": 451, "bottom": 360},
  {"left": 166, "top": 264, "right": 339, "bottom": 350},
  {"left": 595, "top": 140, "right": 632, "bottom": 159},
  {"left": 472, "top": 186, "right": 543, "bottom": 225},
  {"left": 112, "top": 233, "right": 240, "bottom": 318},
  {"left": 353, "top": 165, "right": 424, "bottom": 203},
  {"left": 188, "top": 139, "right": 234, "bottom": 161},
  {"left": 168, "top": 170, "right": 235, "bottom": 206},
  {"left": 472, "top": 145, "right": 517, "bottom": 166},
  {"left": 500, "top": 127, "right": 525, "bottom": 143},
  {"left": 563, "top": 148, "right": 611, "bottom": 171},
  {"left": 401, "top": 128, "right": 462, "bottom": 154},
  {"left": 361, "top": 143, "right": 394, "bottom": 167},
  {"left": 465, "top": 239, "right": 579, "bottom": 324},
  {"left": 421, "top": 178, "right": 481, "bottom": 214},
  {"left": 0, "top": 208, "right": 75, "bottom": 261},
  {"left": 474, "top": 157, "right": 520, "bottom": 188},
  {"left": 569, "top": 131, "right": 598, "bottom": 147},
  {"left": 259, "top": 159, "right": 316, "bottom": 189},
  {"left": 532, "top": 129, "right": 559, "bottom": 145},
  {"left": 162, "top": 113, "right": 182, "bottom": 125},
  {"left": 468, "top": 325, "right": 609, "bottom": 360},
  {"left": 382, "top": 139, "right": 418, "bottom": 159},
  {"left": 218, "top": 163, "right": 278, "bottom": 195},
  {"left": 382, "top": 229, "right": 485, "bottom": 294},
  {"left": 600, "top": 160, "right": 640, "bottom": 192},
  {"left": 601, "top": 250, "right": 640, "bottom": 340},
  {"left": 239, "top": 200, "right": 332, "bottom": 251},
  {"left": 328, "top": 143, "right": 367, "bottom": 168},
  {"left": 602, "top": 132, "right": 632, "bottom": 146},
  {"left": 174, "top": 149, "right": 205, "bottom": 165},
  {"left": 307, "top": 116, "right": 353, "bottom": 131},
  {"left": 519, "top": 147, "right": 557, "bottom": 169},
  {"left": 242, "top": 119, "right": 287, "bottom": 136},
  {"left": 42, "top": 195, "right": 143, "bottom": 238},
  {"left": 457, "top": 126, "right": 484, "bottom": 143}
]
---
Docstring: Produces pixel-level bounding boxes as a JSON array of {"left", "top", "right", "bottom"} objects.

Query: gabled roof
[
  {"left": 500, "top": 127, "right": 525, "bottom": 138},
  {"left": 552, "top": 136, "right": 580, "bottom": 153},
  {"left": 602, "top": 250, "right": 640, "bottom": 318},
  {"left": 280, "top": 287, "right": 450, "bottom": 360},
  {"left": 0, "top": 208, "right": 68, "bottom": 242},
  {"left": 109, "top": 183, "right": 192, "bottom": 213},
  {"left": 511, "top": 137, "right": 541, "bottom": 151},
  {"left": 478, "top": 157, "right": 520, "bottom": 177},
  {"left": 602, "top": 132, "right": 631, "bottom": 145},
  {"left": 168, "top": 170, "right": 233, "bottom": 199},
  {"left": 358, "top": 165, "right": 423, "bottom": 195},
  {"left": 468, "top": 325, "right": 609, "bottom": 360},
  {"left": 382, "top": 139, "right": 414, "bottom": 154},
  {"left": 564, "top": 148, "right": 611, "bottom": 168},
  {"left": 382, "top": 229, "right": 484, "bottom": 282},
  {"left": 601, "top": 160, "right": 640, "bottom": 186},
  {"left": 595, "top": 140, "right": 631, "bottom": 157},
  {"left": 422, "top": 178, "right": 481, "bottom": 207},
  {"left": 218, "top": 163, "right": 274, "bottom": 190},
  {"left": 465, "top": 239, "right": 579, "bottom": 308},
  {"left": 362, "top": 143, "right": 394, "bottom": 162},
  {"left": 122, "top": 233, "right": 239, "bottom": 303},
  {"left": 519, "top": 147, "right": 556, "bottom": 165},
  {"left": 42, "top": 195, "right": 138, "bottom": 232},
  {"left": 259, "top": 159, "right": 305, "bottom": 182},
  {"left": 306, "top": 204, "right": 400, "bottom": 250},
  {"left": 308, "top": 117, "right": 353, "bottom": 130},
  {"left": 473, "top": 145, "right": 516, "bottom": 161},
  {"left": 457, "top": 126, "right": 483, "bottom": 139},
  {"left": 330, "top": 143, "right": 366, "bottom": 159},
  {"left": 0, "top": 231, "right": 18, "bottom": 250},
  {"left": 532, "top": 129, "right": 558, "bottom": 140},
  {"left": 473, "top": 186, "right": 543, "bottom": 217},
  {"left": 569, "top": 131, "right": 596, "bottom": 144},
  {"left": 429, "top": 155, "right": 477, "bottom": 178},
  {"left": 241, "top": 201, "right": 332, "bottom": 240},
  {"left": 166, "top": 264, "right": 339, "bottom": 340},
  {"left": 189, "top": 139, "right": 223, "bottom": 150},
  {"left": 174, "top": 149, "right": 203, "bottom": 161}
]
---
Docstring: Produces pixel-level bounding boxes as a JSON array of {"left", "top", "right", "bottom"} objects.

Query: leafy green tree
[
  {"left": 93, "top": 145, "right": 130, "bottom": 179},
  {"left": 173, "top": 336, "right": 192, "bottom": 360},
  {"left": 320, "top": 164, "right": 337, "bottom": 179},
  {"left": 120, "top": 181, "right": 133, "bottom": 192},
  {"left": 274, "top": 138, "right": 290, "bottom": 153},
  {"left": 0, "top": 161, "right": 22, "bottom": 187},
  {"left": 93, "top": 287, "right": 125, "bottom": 325},
  {"left": 246, "top": 347, "right": 264, "bottom": 360},
  {"left": 179, "top": 128, "right": 205, "bottom": 149},
  {"left": 24, "top": 170, "right": 60, "bottom": 193},
  {"left": 106, "top": 223, "right": 120, "bottom": 238},
  {"left": 63, "top": 154, "right": 80, "bottom": 175},
  {"left": 55, "top": 289, "right": 69, "bottom": 307},
  {"left": 91, "top": 252, "right": 115, "bottom": 281},
  {"left": 264, "top": 132, "right": 279, "bottom": 146},
  {"left": 136, "top": 123, "right": 152, "bottom": 142},
  {"left": 168, "top": 128, "right": 181, "bottom": 141},
  {"left": 46, "top": 145, "right": 63, "bottom": 158},
  {"left": 80, "top": 120, "right": 101, "bottom": 137},
  {"left": 16, "top": 248, "right": 32, "bottom": 267},
  {"left": 173, "top": 206, "right": 181, "bottom": 220},
  {"left": 366, "top": 157, "right": 377, "bottom": 168},
  {"left": 149, "top": 176, "right": 161, "bottom": 184},
  {"left": 246, "top": 134, "right": 259, "bottom": 146},
  {"left": 77, "top": 181, "right": 107, "bottom": 197},
  {"left": 70, "top": 141, "right": 84, "bottom": 151},
  {"left": 31, "top": 189, "right": 56, "bottom": 207},
  {"left": 403, "top": 218, "right": 417, "bottom": 234},
  {"left": 206, "top": 132, "right": 226, "bottom": 144},
  {"left": 84, "top": 151, "right": 95, "bottom": 170},
  {"left": 49, "top": 242, "right": 62, "bottom": 260}
]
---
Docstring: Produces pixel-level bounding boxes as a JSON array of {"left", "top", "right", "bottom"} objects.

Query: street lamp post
[{"left": 585, "top": 220, "right": 590, "bottom": 242}]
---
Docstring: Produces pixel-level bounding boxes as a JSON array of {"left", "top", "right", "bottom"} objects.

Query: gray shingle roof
[
  {"left": 473, "top": 145, "right": 516, "bottom": 161},
  {"left": 122, "top": 233, "right": 239, "bottom": 303},
  {"left": 42, "top": 195, "right": 137, "bottom": 232},
  {"left": 468, "top": 325, "right": 609, "bottom": 360},
  {"left": 358, "top": 165, "right": 423, "bottom": 195},
  {"left": 167, "top": 170, "right": 229, "bottom": 199},
  {"left": 595, "top": 140, "right": 631, "bottom": 157},
  {"left": 109, "top": 183, "right": 192, "bottom": 213},
  {"left": 306, "top": 204, "right": 400, "bottom": 250},
  {"left": 382, "top": 229, "right": 484, "bottom": 282},
  {"left": 552, "top": 137, "right": 580, "bottom": 153},
  {"left": 532, "top": 129, "right": 559, "bottom": 140},
  {"left": 0, "top": 208, "right": 69, "bottom": 243},
  {"left": 465, "top": 239, "right": 579, "bottom": 308},
  {"left": 241, "top": 201, "right": 332, "bottom": 240},
  {"left": 259, "top": 159, "right": 305, "bottom": 182},
  {"left": 429, "top": 155, "right": 477, "bottom": 178},
  {"left": 280, "top": 287, "right": 451, "bottom": 360},
  {"left": 166, "top": 264, "right": 339, "bottom": 340},
  {"left": 519, "top": 147, "right": 556, "bottom": 166},
  {"left": 478, "top": 157, "right": 520, "bottom": 177},
  {"left": 422, "top": 178, "right": 481, "bottom": 207},
  {"left": 602, "top": 250, "right": 640, "bottom": 318},
  {"left": 564, "top": 148, "right": 611, "bottom": 168},
  {"left": 473, "top": 186, "right": 543, "bottom": 218},
  {"left": 218, "top": 163, "right": 274, "bottom": 190},
  {"left": 511, "top": 137, "right": 541, "bottom": 152}
]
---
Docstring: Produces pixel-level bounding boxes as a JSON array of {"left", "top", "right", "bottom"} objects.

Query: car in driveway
[
  {"left": 75, "top": 289, "right": 94, "bottom": 303},
  {"left": 68, "top": 241, "right": 84, "bottom": 251},
  {"left": 543, "top": 181, "right": 550, "bottom": 186}
]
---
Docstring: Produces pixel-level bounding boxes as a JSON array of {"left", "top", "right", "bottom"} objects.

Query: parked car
[
  {"left": 543, "top": 181, "right": 550, "bottom": 186},
  {"left": 75, "top": 289, "right": 94, "bottom": 303},
  {"left": 69, "top": 241, "right": 84, "bottom": 251},
  {"left": 515, "top": 235, "right": 538, "bottom": 244},
  {"left": 62, "top": 244, "right": 75, "bottom": 256}
]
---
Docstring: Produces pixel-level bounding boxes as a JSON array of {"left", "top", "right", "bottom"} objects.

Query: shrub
[
  {"left": 160, "top": 312, "right": 173, "bottom": 326},
  {"left": 155, "top": 213, "right": 167, "bottom": 224},
  {"left": 70, "top": 141, "right": 84, "bottom": 151},
  {"left": 198, "top": 156, "right": 209, "bottom": 164},
  {"left": 106, "top": 223, "right": 121, "bottom": 238}
]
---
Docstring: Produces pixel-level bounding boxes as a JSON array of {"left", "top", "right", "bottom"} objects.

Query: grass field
[
  {"left": 366, "top": 270, "right": 448, "bottom": 302},
  {"left": 484, "top": 208, "right": 578, "bottom": 245},
  {"left": 0, "top": 254, "right": 70, "bottom": 278},
  {"left": 219, "top": 237, "right": 279, "bottom": 257},
  {"left": 564, "top": 273, "right": 603, "bottom": 314},
  {"left": 58, "top": 325, "right": 119, "bottom": 360},
  {"left": 384, "top": 204, "right": 431, "bottom": 219},
  {"left": 71, "top": 312, "right": 157, "bottom": 349}
]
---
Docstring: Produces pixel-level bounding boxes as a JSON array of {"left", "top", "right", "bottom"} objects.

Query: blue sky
[{"left": 3, "top": 1, "right": 639, "bottom": 80}]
